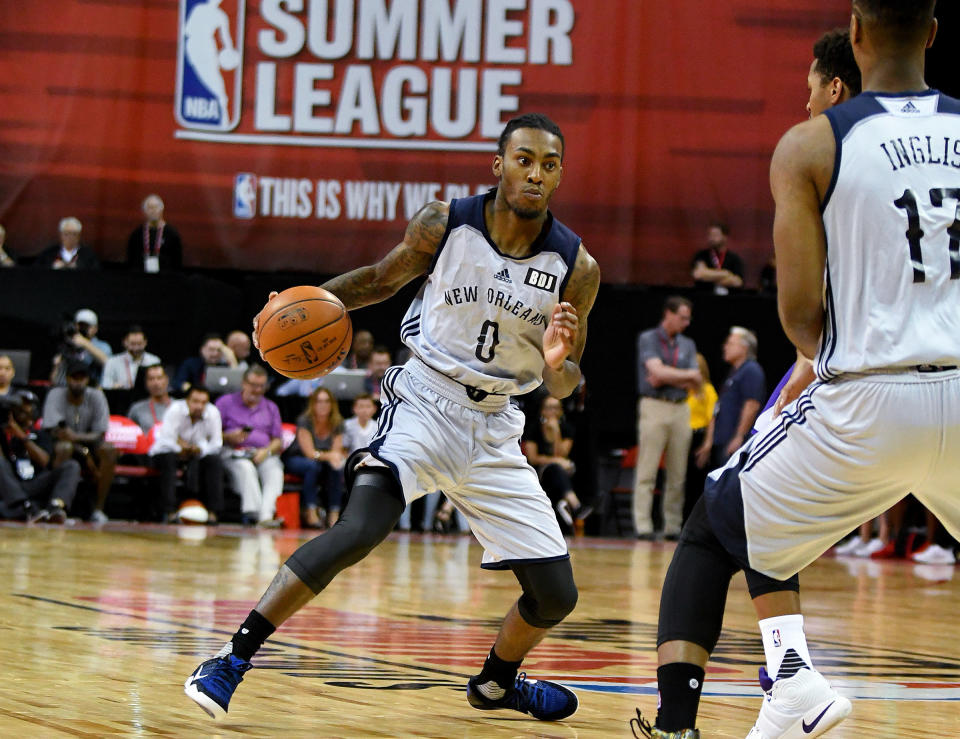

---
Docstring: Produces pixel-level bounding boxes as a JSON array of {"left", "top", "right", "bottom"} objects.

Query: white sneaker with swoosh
[{"left": 745, "top": 667, "right": 851, "bottom": 739}]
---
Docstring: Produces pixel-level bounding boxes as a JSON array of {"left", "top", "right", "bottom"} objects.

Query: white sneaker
[
  {"left": 852, "top": 537, "right": 884, "bottom": 557},
  {"left": 833, "top": 537, "right": 864, "bottom": 556},
  {"left": 912, "top": 543, "right": 956, "bottom": 564},
  {"left": 90, "top": 509, "right": 109, "bottom": 524},
  {"left": 745, "top": 668, "right": 851, "bottom": 739}
]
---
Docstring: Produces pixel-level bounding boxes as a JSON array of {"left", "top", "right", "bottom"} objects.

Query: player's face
[
  {"left": 0, "top": 357, "right": 13, "bottom": 387},
  {"left": 494, "top": 128, "right": 563, "bottom": 220},
  {"left": 806, "top": 60, "right": 834, "bottom": 118}
]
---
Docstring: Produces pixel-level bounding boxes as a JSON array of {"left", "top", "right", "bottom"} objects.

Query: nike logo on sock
[
  {"left": 241, "top": 628, "right": 249, "bottom": 634},
  {"left": 802, "top": 701, "right": 835, "bottom": 733}
]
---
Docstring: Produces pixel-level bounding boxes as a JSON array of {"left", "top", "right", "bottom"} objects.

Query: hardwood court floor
[{"left": 1, "top": 522, "right": 958, "bottom": 737}]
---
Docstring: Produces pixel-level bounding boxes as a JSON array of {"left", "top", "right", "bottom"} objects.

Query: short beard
[{"left": 508, "top": 201, "right": 541, "bottom": 220}]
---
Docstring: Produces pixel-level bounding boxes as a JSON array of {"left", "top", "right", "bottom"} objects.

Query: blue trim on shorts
[
  {"left": 480, "top": 553, "right": 571, "bottom": 571},
  {"left": 702, "top": 444, "right": 752, "bottom": 570},
  {"left": 743, "top": 382, "right": 823, "bottom": 473}
]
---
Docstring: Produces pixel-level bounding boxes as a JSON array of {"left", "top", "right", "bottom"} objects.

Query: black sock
[
  {"left": 655, "top": 663, "right": 705, "bottom": 732},
  {"left": 474, "top": 647, "right": 523, "bottom": 695},
  {"left": 228, "top": 610, "right": 276, "bottom": 662}
]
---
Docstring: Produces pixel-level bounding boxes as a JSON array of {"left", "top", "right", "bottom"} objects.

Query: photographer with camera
[
  {"left": 50, "top": 309, "right": 112, "bottom": 387},
  {"left": 41, "top": 361, "right": 117, "bottom": 523},
  {"left": 1, "top": 391, "right": 81, "bottom": 522}
]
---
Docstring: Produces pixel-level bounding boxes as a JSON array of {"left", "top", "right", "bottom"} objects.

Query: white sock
[{"left": 758, "top": 614, "right": 813, "bottom": 679}]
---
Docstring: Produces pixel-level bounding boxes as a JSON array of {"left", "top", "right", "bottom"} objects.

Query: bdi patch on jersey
[{"left": 524, "top": 268, "right": 558, "bottom": 293}]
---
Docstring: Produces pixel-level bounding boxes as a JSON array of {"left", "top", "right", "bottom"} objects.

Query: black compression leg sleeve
[
  {"left": 285, "top": 469, "right": 405, "bottom": 594},
  {"left": 657, "top": 498, "right": 740, "bottom": 652},
  {"left": 511, "top": 557, "right": 579, "bottom": 628},
  {"left": 744, "top": 568, "right": 800, "bottom": 598}
]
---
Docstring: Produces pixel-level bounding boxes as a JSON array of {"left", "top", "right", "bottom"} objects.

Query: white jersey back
[
  {"left": 818, "top": 90, "right": 960, "bottom": 379},
  {"left": 401, "top": 190, "right": 581, "bottom": 396}
]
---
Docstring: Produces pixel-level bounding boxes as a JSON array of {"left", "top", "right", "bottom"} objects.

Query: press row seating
[{"left": 107, "top": 416, "right": 304, "bottom": 526}]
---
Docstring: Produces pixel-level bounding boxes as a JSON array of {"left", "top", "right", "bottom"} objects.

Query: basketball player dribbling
[
  {"left": 184, "top": 113, "right": 601, "bottom": 723},
  {"left": 633, "top": 3, "right": 960, "bottom": 737}
]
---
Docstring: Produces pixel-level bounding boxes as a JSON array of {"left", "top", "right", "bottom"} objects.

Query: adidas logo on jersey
[
  {"left": 493, "top": 268, "right": 512, "bottom": 283},
  {"left": 900, "top": 101, "right": 920, "bottom": 113}
]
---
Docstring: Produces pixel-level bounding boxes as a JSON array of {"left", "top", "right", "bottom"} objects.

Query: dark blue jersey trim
[
  {"left": 937, "top": 91, "right": 960, "bottom": 114},
  {"left": 480, "top": 553, "right": 570, "bottom": 570},
  {"left": 445, "top": 189, "right": 581, "bottom": 278},
  {"left": 822, "top": 94, "right": 885, "bottom": 212}
]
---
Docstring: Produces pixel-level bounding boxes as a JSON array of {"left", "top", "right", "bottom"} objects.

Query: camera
[{"left": 0, "top": 394, "right": 20, "bottom": 425}]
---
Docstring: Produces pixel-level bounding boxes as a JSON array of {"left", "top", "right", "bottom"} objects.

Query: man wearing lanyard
[
  {"left": 102, "top": 326, "right": 161, "bottom": 390},
  {"left": 633, "top": 297, "right": 701, "bottom": 540},
  {"left": 128, "top": 365, "right": 173, "bottom": 434},
  {"left": 127, "top": 194, "right": 182, "bottom": 273},
  {"left": 690, "top": 221, "right": 744, "bottom": 295}
]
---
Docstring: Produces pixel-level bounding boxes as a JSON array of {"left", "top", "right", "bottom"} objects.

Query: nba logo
[
  {"left": 772, "top": 629, "right": 782, "bottom": 647},
  {"left": 174, "top": 0, "right": 246, "bottom": 131},
  {"left": 234, "top": 173, "right": 257, "bottom": 218}
]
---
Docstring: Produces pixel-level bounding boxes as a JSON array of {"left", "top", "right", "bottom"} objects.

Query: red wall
[{"left": 0, "top": 0, "right": 852, "bottom": 284}]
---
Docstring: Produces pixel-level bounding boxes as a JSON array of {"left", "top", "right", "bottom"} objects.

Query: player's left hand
[
  {"left": 543, "top": 302, "right": 578, "bottom": 370},
  {"left": 251, "top": 291, "right": 280, "bottom": 358}
]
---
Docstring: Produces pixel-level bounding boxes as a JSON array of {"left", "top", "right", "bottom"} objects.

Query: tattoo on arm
[
  {"left": 321, "top": 202, "right": 448, "bottom": 311},
  {"left": 561, "top": 245, "right": 601, "bottom": 364}
]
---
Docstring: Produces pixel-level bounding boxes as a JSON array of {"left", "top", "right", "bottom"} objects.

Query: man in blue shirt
[{"left": 696, "top": 327, "right": 765, "bottom": 469}]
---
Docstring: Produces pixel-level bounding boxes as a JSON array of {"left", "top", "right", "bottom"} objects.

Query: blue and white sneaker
[
  {"left": 467, "top": 671, "right": 579, "bottom": 721},
  {"left": 184, "top": 654, "right": 252, "bottom": 719}
]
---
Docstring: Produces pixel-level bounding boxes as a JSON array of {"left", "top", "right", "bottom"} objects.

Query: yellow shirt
[{"left": 687, "top": 383, "right": 718, "bottom": 431}]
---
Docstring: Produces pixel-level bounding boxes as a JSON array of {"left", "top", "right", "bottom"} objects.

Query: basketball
[
  {"left": 256, "top": 286, "right": 352, "bottom": 379},
  {"left": 218, "top": 47, "right": 240, "bottom": 71},
  {"left": 177, "top": 499, "right": 209, "bottom": 525}
]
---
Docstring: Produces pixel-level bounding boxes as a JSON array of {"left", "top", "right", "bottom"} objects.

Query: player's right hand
[{"left": 251, "top": 291, "right": 280, "bottom": 358}]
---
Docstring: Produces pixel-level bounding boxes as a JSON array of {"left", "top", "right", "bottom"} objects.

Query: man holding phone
[{"left": 215, "top": 366, "right": 284, "bottom": 526}]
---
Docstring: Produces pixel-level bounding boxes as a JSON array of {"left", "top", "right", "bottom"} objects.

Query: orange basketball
[{"left": 256, "top": 286, "right": 352, "bottom": 379}]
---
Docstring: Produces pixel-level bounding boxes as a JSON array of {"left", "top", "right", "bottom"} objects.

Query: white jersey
[
  {"left": 818, "top": 90, "right": 960, "bottom": 380},
  {"left": 401, "top": 190, "right": 581, "bottom": 396}
]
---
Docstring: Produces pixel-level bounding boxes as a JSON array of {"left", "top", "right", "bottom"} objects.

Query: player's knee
[{"left": 518, "top": 576, "right": 578, "bottom": 628}]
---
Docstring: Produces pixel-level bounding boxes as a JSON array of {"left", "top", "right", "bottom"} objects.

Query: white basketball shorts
[
  {"left": 706, "top": 368, "right": 960, "bottom": 580},
  {"left": 361, "top": 358, "right": 569, "bottom": 569}
]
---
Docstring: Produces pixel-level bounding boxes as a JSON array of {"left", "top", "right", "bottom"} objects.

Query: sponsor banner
[{"left": 0, "top": 1, "right": 851, "bottom": 282}]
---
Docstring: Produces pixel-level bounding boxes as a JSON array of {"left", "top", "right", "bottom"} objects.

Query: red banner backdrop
[{"left": 0, "top": 0, "right": 851, "bottom": 284}]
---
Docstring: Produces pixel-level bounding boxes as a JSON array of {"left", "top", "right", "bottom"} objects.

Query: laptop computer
[
  {"left": 319, "top": 368, "right": 369, "bottom": 400},
  {"left": 205, "top": 366, "right": 245, "bottom": 395}
]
